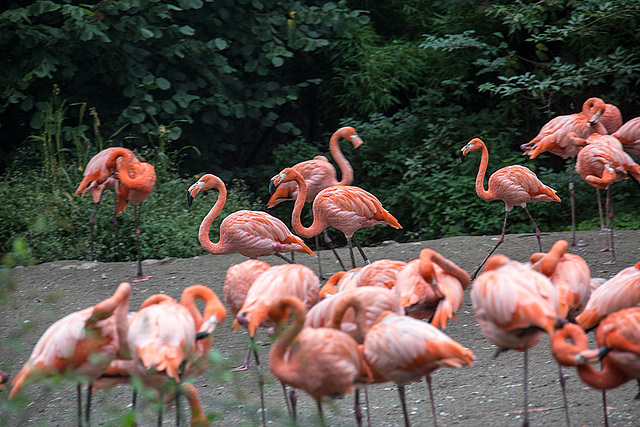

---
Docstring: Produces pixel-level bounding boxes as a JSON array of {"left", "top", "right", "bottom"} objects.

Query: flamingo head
[
  {"left": 187, "top": 174, "right": 220, "bottom": 206},
  {"left": 460, "top": 138, "right": 484, "bottom": 161},
  {"left": 268, "top": 168, "right": 299, "bottom": 195}
]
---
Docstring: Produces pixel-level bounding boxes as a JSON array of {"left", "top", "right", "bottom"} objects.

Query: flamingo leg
[
  {"left": 274, "top": 253, "right": 294, "bottom": 264},
  {"left": 569, "top": 160, "right": 588, "bottom": 247},
  {"left": 596, "top": 189, "right": 607, "bottom": 231},
  {"left": 85, "top": 382, "right": 93, "bottom": 427},
  {"left": 557, "top": 365, "right": 570, "bottom": 426},
  {"left": 523, "top": 347, "right": 530, "bottom": 427},
  {"left": 314, "top": 235, "right": 324, "bottom": 279},
  {"left": 89, "top": 202, "right": 100, "bottom": 261},
  {"left": 281, "top": 382, "right": 292, "bottom": 416},
  {"left": 176, "top": 387, "right": 181, "bottom": 427},
  {"left": 346, "top": 236, "right": 356, "bottom": 269},
  {"left": 425, "top": 375, "right": 437, "bottom": 427},
  {"left": 398, "top": 385, "right": 411, "bottom": 427},
  {"left": 316, "top": 398, "right": 326, "bottom": 426},
  {"left": 232, "top": 347, "right": 252, "bottom": 371},
  {"left": 601, "top": 188, "right": 616, "bottom": 264},
  {"left": 290, "top": 388, "right": 298, "bottom": 422},
  {"left": 354, "top": 388, "right": 363, "bottom": 427},
  {"left": 133, "top": 203, "right": 152, "bottom": 282},
  {"left": 522, "top": 205, "right": 542, "bottom": 252},
  {"left": 363, "top": 385, "right": 372, "bottom": 427},
  {"left": 602, "top": 390, "right": 609, "bottom": 427},
  {"left": 112, "top": 189, "right": 121, "bottom": 262},
  {"left": 472, "top": 209, "right": 510, "bottom": 280},
  {"left": 323, "top": 230, "right": 346, "bottom": 271},
  {"left": 251, "top": 338, "right": 266, "bottom": 427},
  {"left": 157, "top": 391, "right": 163, "bottom": 427},
  {"left": 352, "top": 235, "right": 371, "bottom": 266},
  {"left": 77, "top": 384, "right": 83, "bottom": 427}
]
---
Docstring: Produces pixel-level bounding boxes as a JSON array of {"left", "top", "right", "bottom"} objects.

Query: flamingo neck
[
  {"left": 110, "top": 148, "right": 147, "bottom": 191},
  {"left": 181, "top": 285, "right": 227, "bottom": 329},
  {"left": 474, "top": 144, "right": 492, "bottom": 201},
  {"left": 327, "top": 295, "right": 367, "bottom": 343},
  {"left": 330, "top": 131, "right": 354, "bottom": 186},
  {"left": 577, "top": 361, "right": 629, "bottom": 390},
  {"left": 269, "top": 301, "right": 306, "bottom": 383},
  {"left": 420, "top": 249, "right": 471, "bottom": 290},
  {"left": 290, "top": 172, "right": 325, "bottom": 238},
  {"left": 199, "top": 179, "right": 228, "bottom": 254}
]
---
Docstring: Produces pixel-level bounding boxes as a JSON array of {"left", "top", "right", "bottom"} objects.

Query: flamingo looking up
[
  {"left": 460, "top": 138, "right": 561, "bottom": 279},
  {"left": 269, "top": 167, "right": 402, "bottom": 269},
  {"left": 187, "top": 174, "right": 315, "bottom": 262},
  {"left": 10, "top": 282, "right": 131, "bottom": 426}
]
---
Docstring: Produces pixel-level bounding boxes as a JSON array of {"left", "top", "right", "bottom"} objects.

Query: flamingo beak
[{"left": 187, "top": 190, "right": 195, "bottom": 206}]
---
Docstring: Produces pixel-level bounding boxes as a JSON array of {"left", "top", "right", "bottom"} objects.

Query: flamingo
[
  {"left": 551, "top": 308, "right": 640, "bottom": 426},
  {"left": 575, "top": 261, "right": 640, "bottom": 331},
  {"left": 613, "top": 116, "right": 640, "bottom": 156},
  {"left": 394, "top": 248, "right": 470, "bottom": 329},
  {"left": 234, "top": 263, "right": 320, "bottom": 425},
  {"left": 572, "top": 133, "right": 640, "bottom": 263},
  {"left": 520, "top": 98, "right": 618, "bottom": 247},
  {"left": 319, "top": 259, "right": 407, "bottom": 299},
  {"left": 267, "top": 126, "right": 364, "bottom": 275},
  {"left": 267, "top": 295, "right": 372, "bottom": 425},
  {"left": 269, "top": 167, "right": 402, "bottom": 269},
  {"left": 10, "top": 282, "right": 131, "bottom": 427},
  {"left": 187, "top": 173, "right": 315, "bottom": 263},
  {"left": 362, "top": 311, "right": 475, "bottom": 427},
  {"left": 471, "top": 254, "right": 562, "bottom": 426},
  {"left": 75, "top": 147, "right": 139, "bottom": 262},
  {"left": 318, "top": 267, "right": 362, "bottom": 299},
  {"left": 460, "top": 138, "right": 560, "bottom": 279},
  {"left": 0, "top": 370, "right": 8, "bottom": 391}
]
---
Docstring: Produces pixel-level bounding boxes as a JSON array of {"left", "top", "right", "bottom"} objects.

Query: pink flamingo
[
  {"left": 460, "top": 138, "right": 561, "bottom": 279},
  {"left": 267, "top": 127, "right": 364, "bottom": 274},
  {"left": 362, "top": 311, "right": 475, "bottom": 427},
  {"left": 10, "top": 282, "right": 131, "bottom": 426},
  {"left": 471, "top": 254, "right": 563, "bottom": 426},
  {"left": 520, "top": 98, "right": 619, "bottom": 246},
  {"left": 613, "top": 116, "right": 640, "bottom": 156},
  {"left": 394, "top": 248, "right": 470, "bottom": 329},
  {"left": 572, "top": 133, "right": 640, "bottom": 263},
  {"left": 187, "top": 173, "right": 315, "bottom": 262},
  {"left": 269, "top": 167, "right": 402, "bottom": 269},
  {"left": 551, "top": 307, "right": 640, "bottom": 426},
  {"left": 319, "top": 259, "right": 407, "bottom": 299},
  {"left": 268, "top": 295, "right": 372, "bottom": 425},
  {"left": 318, "top": 267, "right": 362, "bottom": 299}
]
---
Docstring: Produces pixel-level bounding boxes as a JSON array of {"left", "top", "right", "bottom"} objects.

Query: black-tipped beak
[
  {"left": 268, "top": 179, "right": 277, "bottom": 195},
  {"left": 187, "top": 191, "right": 194, "bottom": 207},
  {"left": 460, "top": 152, "right": 466, "bottom": 162},
  {"left": 196, "top": 331, "right": 210, "bottom": 340}
]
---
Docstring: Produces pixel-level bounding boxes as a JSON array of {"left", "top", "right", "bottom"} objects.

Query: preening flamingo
[
  {"left": 10, "top": 282, "right": 131, "bottom": 426},
  {"left": 363, "top": 311, "right": 475, "bottom": 427},
  {"left": 575, "top": 261, "right": 640, "bottom": 331},
  {"left": 551, "top": 308, "right": 640, "bottom": 426},
  {"left": 268, "top": 295, "right": 371, "bottom": 425},
  {"left": 267, "top": 126, "right": 364, "bottom": 275},
  {"left": 460, "top": 138, "right": 560, "bottom": 279},
  {"left": 573, "top": 133, "right": 640, "bottom": 263},
  {"left": 520, "top": 98, "right": 618, "bottom": 246},
  {"left": 269, "top": 167, "right": 402, "bottom": 269},
  {"left": 319, "top": 258, "right": 407, "bottom": 299},
  {"left": 318, "top": 267, "right": 362, "bottom": 299},
  {"left": 394, "top": 248, "right": 470, "bottom": 329},
  {"left": 187, "top": 173, "right": 315, "bottom": 262},
  {"left": 613, "top": 116, "right": 640, "bottom": 156},
  {"left": 471, "top": 255, "right": 562, "bottom": 426}
]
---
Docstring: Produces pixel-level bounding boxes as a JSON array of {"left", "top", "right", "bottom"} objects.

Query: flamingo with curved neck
[
  {"left": 461, "top": 138, "right": 560, "bottom": 279},
  {"left": 187, "top": 173, "right": 314, "bottom": 260},
  {"left": 269, "top": 167, "right": 401, "bottom": 268}
]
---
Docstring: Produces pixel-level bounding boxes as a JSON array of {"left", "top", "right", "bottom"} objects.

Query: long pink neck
[
  {"left": 577, "top": 362, "right": 629, "bottom": 390},
  {"left": 199, "top": 177, "right": 229, "bottom": 254},
  {"left": 290, "top": 172, "right": 327, "bottom": 238},
  {"left": 88, "top": 282, "right": 131, "bottom": 359},
  {"left": 269, "top": 299, "right": 306, "bottom": 385},
  {"left": 327, "top": 295, "right": 367, "bottom": 343},
  {"left": 473, "top": 144, "right": 492, "bottom": 201},
  {"left": 330, "top": 130, "right": 354, "bottom": 186},
  {"left": 181, "top": 285, "right": 227, "bottom": 329},
  {"left": 109, "top": 148, "right": 143, "bottom": 190},
  {"left": 420, "top": 249, "right": 471, "bottom": 290}
]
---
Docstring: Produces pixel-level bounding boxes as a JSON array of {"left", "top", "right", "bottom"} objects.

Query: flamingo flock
[{"left": 7, "top": 117, "right": 640, "bottom": 426}]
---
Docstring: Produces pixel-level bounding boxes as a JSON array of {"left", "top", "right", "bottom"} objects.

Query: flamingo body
[
  {"left": 613, "top": 116, "right": 640, "bottom": 156},
  {"left": 223, "top": 260, "right": 271, "bottom": 319}
]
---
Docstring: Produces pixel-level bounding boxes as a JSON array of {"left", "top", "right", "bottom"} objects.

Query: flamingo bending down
[
  {"left": 613, "top": 116, "right": 640, "bottom": 156},
  {"left": 319, "top": 258, "right": 408, "bottom": 299},
  {"left": 394, "top": 248, "right": 470, "bottom": 329},
  {"left": 269, "top": 167, "right": 402, "bottom": 269},
  {"left": 461, "top": 138, "right": 560, "bottom": 279},
  {"left": 551, "top": 308, "right": 640, "bottom": 426},
  {"left": 471, "top": 255, "right": 563, "bottom": 426},
  {"left": 267, "top": 127, "right": 364, "bottom": 275},
  {"left": 363, "top": 311, "right": 475, "bottom": 427},
  {"left": 575, "top": 261, "right": 640, "bottom": 331},
  {"left": 187, "top": 174, "right": 315, "bottom": 262},
  {"left": 520, "top": 98, "right": 619, "bottom": 246},
  {"left": 10, "top": 282, "right": 131, "bottom": 426},
  {"left": 268, "top": 295, "right": 372, "bottom": 425}
]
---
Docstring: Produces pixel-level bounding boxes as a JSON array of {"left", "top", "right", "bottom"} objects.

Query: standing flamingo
[
  {"left": 234, "top": 263, "right": 320, "bottom": 425},
  {"left": 75, "top": 147, "right": 139, "bottom": 262},
  {"left": 187, "top": 174, "right": 315, "bottom": 263},
  {"left": 520, "top": 98, "right": 619, "bottom": 246},
  {"left": 471, "top": 254, "right": 562, "bottom": 426},
  {"left": 394, "top": 248, "right": 470, "bottom": 329},
  {"left": 573, "top": 133, "right": 640, "bottom": 263},
  {"left": 613, "top": 116, "right": 640, "bottom": 156},
  {"left": 10, "top": 282, "right": 131, "bottom": 427},
  {"left": 460, "top": 138, "right": 560, "bottom": 279},
  {"left": 362, "top": 311, "right": 475, "bottom": 427},
  {"left": 269, "top": 167, "right": 402, "bottom": 269},
  {"left": 551, "top": 307, "right": 640, "bottom": 426},
  {"left": 575, "top": 261, "right": 640, "bottom": 331},
  {"left": 268, "top": 295, "right": 371, "bottom": 425},
  {"left": 267, "top": 127, "right": 364, "bottom": 275}
]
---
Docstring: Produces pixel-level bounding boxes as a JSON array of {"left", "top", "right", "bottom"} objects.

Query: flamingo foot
[
  {"left": 133, "top": 275, "right": 152, "bottom": 282},
  {"left": 571, "top": 241, "right": 588, "bottom": 247},
  {"left": 599, "top": 247, "right": 612, "bottom": 253},
  {"left": 231, "top": 363, "right": 250, "bottom": 372},
  {"left": 603, "top": 259, "right": 616, "bottom": 265}
]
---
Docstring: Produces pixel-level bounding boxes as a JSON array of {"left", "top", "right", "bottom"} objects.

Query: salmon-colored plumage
[
  {"left": 223, "top": 259, "right": 271, "bottom": 320},
  {"left": 461, "top": 138, "right": 560, "bottom": 278},
  {"left": 187, "top": 173, "right": 315, "bottom": 260},
  {"left": 613, "top": 116, "right": 640, "bottom": 156},
  {"left": 529, "top": 239, "right": 591, "bottom": 321},
  {"left": 269, "top": 167, "right": 401, "bottom": 268},
  {"left": 318, "top": 268, "right": 362, "bottom": 298},
  {"left": 576, "top": 261, "right": 640, "bottom": 331},
  {"left": 394, "top": 248, "right": 470, "bottom": 329}
]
